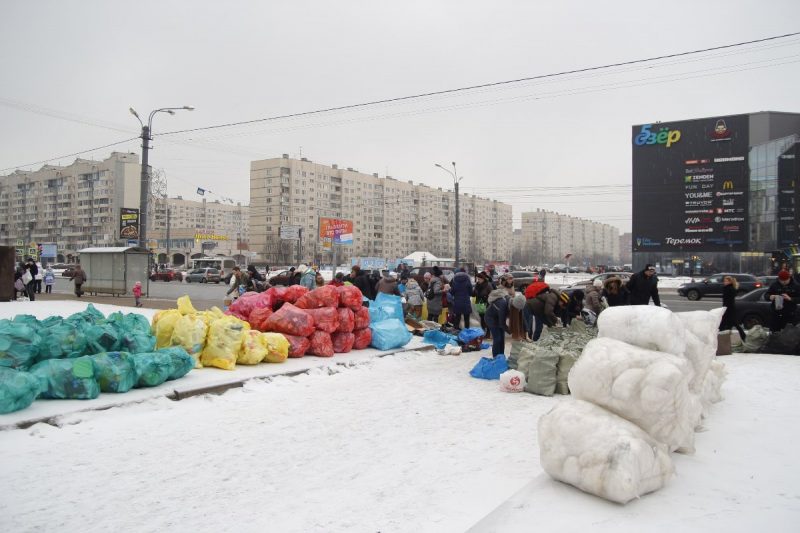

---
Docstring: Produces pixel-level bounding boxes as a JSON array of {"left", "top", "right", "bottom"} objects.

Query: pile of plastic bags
[
  {"left": 367, "top": 293, "right": 412, "bottom": 351},
  {"left": 220, "top": 284, "right": 388, "bottom": 358},
  {"left": 0, "top": 304, "right": 194, "bottom": 414}
]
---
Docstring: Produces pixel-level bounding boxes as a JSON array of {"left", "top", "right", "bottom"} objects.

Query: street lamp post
[
  {"left": 435, "top": 161, "right": 462, "bottom": 266},
  {"left": 129, "top": 105, "right": 194, "bottom": 248}
]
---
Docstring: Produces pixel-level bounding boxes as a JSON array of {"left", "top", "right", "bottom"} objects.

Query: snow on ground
[{"left": 546, "top": 273, "right": 694, "bottom": 289}]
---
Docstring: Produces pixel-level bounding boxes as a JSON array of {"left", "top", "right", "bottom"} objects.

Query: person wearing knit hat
[
  {"left": 767, "top": 269, "right": 800, "bottom": 332},
  {"left": 525, "top": 287, "right": 569, "bottom": 341}
]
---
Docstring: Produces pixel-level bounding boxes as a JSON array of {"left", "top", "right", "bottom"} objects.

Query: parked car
[
  {"left": 268, "top": 269, "right": 294, "bottom": 286},
  {"left": 409, "top": 266, "right": 456, "bottom": 286},
  {"left": 509, "top": 270, "right": 538, "bottom": 291},
  {"left": 150, "top": 268, "right": 182, "bottom": 282},
  {"left": 550, "top": 264, "right": 567, "bottom": 273},
  {"left": 758, "top": 276, "right": 778, "bottom": 287},
  {"left": 732, "top": 287, "right": 779, "bottom": 329},
  {"left": 185, "top": 268, "right": 221, "bottom": 283},
  {"left": 677, "top": 273, "right": 762, "bottom": 301},
  {"left": 564, "top": 272, "right": 632, "bottom": 290}
]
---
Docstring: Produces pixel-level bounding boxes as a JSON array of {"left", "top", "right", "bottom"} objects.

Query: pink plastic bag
[
  {"left": 332, "top": 332, "right": 355, "bottom": 353},
  {"left": 304, "top": 307, "right": 340, "bottom": 333},
  {"left": 248, "top": 307, "right": 274, "bottom": 332},
  {"left": 308, "top": 330, "right": 334, "bottom": 357},
  {"left": 337, "top": 285, "right": 363, "bottom": 310},
  {"left": 252, "top": 291, "right": 274, "bottom": 311},
  {"left": 266, "top": 286, "right": 289, "bottom": 305},
  {"left": 264, "top": 303, "right": 315, "bottom": 337},
  {"left": 295, "top": 285, "right": 340, "bottom": 309},
  {"left": 336, "top": 308, "right": 355, "bottom": 333},
  {"left": 353, "top": 328, "right": 372, "bottom": 350},
  {"left": 283, "top": 285, "right": 309, "bottom": 304},
  {"left": 354, "top": 306, "right": 370, "bottom": 330},
  {"left": 229, "top": 291, "right": 260, "bottom": 319},
  {"left": 284, "top": 334, "right": 310, "bottom": 358}
]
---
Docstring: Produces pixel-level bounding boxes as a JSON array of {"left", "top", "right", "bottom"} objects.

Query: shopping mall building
[{"left": 632, "top": 111, "right": 800, "bottom": 276}]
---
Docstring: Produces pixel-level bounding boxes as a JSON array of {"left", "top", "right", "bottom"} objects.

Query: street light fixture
[
  {"left": 129, "top": 105, "right": 194, "bottom": 249},
  {"left": 435, "top": 161, "right": 463, "bottom": 266}
]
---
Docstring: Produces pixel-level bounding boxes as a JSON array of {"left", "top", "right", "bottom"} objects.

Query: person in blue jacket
[{"left": 448, "top": 268, "right": 474, "bottom": 329}]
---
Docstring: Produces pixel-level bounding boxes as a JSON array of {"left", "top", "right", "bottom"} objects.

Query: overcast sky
[{"left": 1, "top": 0, "right": 799, "bottom": 233}]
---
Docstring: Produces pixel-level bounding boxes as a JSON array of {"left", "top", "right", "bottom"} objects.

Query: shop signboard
[
  {"left": 777, "top": 143, "right": 799, "bottom": 247},
  {"left": 119, "top": 208, "right": 140, "bottom": 240},
  {"left": 319, "top": 218, "right": 353, "bottom": 249}
]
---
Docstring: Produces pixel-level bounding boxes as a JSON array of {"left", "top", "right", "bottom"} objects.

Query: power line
[
  {"left": 155, "top": 31, "right": 800, "bottom": 137},
  {"left": 0, "top": 137, "right": 140, "bottom": 173}
]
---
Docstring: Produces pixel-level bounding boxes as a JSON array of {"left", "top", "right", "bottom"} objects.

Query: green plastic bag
[
  {"left": 85, "top": 324, "right": 121, "bottom": 354},
  {"left": 40, "top": 316, "right": 64, "bottom": 329},
  {"left": 0, "top": 322, "right": 43, "bottom": 371},
  {"left": 132, "top": 352, "right": 173, "bottom": 388},
  {"left": 65, "top": 304, "right": 105, "bottom": 325},
  {"left": 92, "top": 352, "right": 137, "bottom": 393},
  {"left": 122, "top": 313, "right": 151, "bottom": 334},
  {"left": 157, "top": 347, "right": 195, "bottom": 381},
  {"left": 36, "top": 322, "right": 89, "bottom": 362},
  {"left": 0, "top": 367, "right": 40, "bottom": 414},
  {"left": 29, "top": 356, "right": 100, "bottom": 400},
  {"left": 120, "top": 332, "right": 156, "bottom": 354},
  {"left": 12, "top": 314, "right": 41, "bottom": 331}
]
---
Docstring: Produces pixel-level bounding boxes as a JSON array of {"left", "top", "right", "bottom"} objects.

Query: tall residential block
[{"left": 520, "top": 209, "right": 620, "bottom": 266}]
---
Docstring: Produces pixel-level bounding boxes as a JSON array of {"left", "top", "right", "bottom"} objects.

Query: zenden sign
[{"left": 633, "top": 124, "right": 681, "bottom": 148}]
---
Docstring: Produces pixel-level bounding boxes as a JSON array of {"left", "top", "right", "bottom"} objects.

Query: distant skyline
[{"left": 2, "top": 1, "right": 799, "bottom": 234}]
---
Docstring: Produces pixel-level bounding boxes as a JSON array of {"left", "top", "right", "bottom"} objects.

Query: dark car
[
  {"left": 269, "top": 269, "right": 296, "bottom": 286},
  {"left": 677, "top": 273, "right": 762, "bottom": 301},
  {"left": 409, "top": 266, "right": 456, "bottom": 287},
  {"left": 185, "top": 268, "right": 221, "bottom": 283},
  {"left": 565, "top": 272, "right": 632, "bottom": 290},
  {"left": 150, "top": 268, "right": 182, "bottom": 282},
  {"left": 732, "top": 288, "right": 778, "bottom": 329},
  {"left": 509, "top": 270, "right": 538, "bottom": 291}
]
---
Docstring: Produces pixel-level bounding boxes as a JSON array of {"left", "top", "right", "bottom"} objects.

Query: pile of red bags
[{"left": 244, "top": 283, "right": 371, "bottom": 357}]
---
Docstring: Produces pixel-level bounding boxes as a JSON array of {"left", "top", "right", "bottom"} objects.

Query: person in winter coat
[
  {"left": 329, "top": 272, "right": 345, "bottom": 287},
  {"left": 23, "top": 258, "right": 38, "bottom": 301},
  {"left": 404, "top": 277, "right": 424, "bottom": 318},
  {"left": 349, "top": 266, "right": 375, "bottom": 301},
  {"left": 539, "top": 267, "right": 547, "bottom": 282},
  {"left": 376, "top": 272, "right": 401, "bottom": 296},
  {"left": 288, "top": 266, "right": 299, "bottom": 286},
  {"left": 298, "top": 264, "right": 317, "bottom": 290},
  {"left": 767, "top": 270, "right": 800, "bottom": 332},
  {"left": 560, "top": 289, "right": 584, "bottom": 327},
  {"left": 484, "top": 273, "right": 515, "bottom": 357},
  {"left": 69, "top": 264, "right": 86, "bottom": 297},
  {"left": 133, "top": 281, "right": 143, "bottom": 307},
  {"left": 526, "top": 288, "right": 567, "bottom": 341},
  {"left": 448, "top": 268, "right": 474, "bottom": 329},
  {"left": 627, "top": 264, "right": 661, "bottom": 306},
  {"left": 43, "top": 266, "right": 55, "bottom": 294},
  {"left": 35, "top": 262, "right": 43, "bottom": 294},
  {"left": 584, "top": 279, "right": 603, "bottom": 316},
  {"left": 602, "top": 276, "right": 629, "bottom": 307},
  {"left": 13, "top": 266, "right": 24, "bottom": 300},
  {"left": 424, "top": 268, "right": 445, "bottom": 322},
  {"left": 473, "top": 272, "right": 493, "bottom": 336},
  {"left": 247, "top": 265, "right": 266, "bottom": 292},
  {"left": 719, "top": 276, "right": 746, "bottom": 340}
]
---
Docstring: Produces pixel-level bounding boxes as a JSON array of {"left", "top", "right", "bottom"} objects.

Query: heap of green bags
[{"left": 0, "top": 305, "right": 196, "bottom": 414}]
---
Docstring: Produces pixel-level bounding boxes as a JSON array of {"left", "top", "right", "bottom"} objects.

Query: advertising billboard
[
  {"left": 119, "top": 208, "right": 140, "bottom": 240},
  {"left": 632, "top": 114, "right": 750, "bottom": 252},
  {"left": 777, "top": 143, "right": 799, "bottom": 248},
  {"left": 319, "top": 218, "right": 353, "bottom": 248}
]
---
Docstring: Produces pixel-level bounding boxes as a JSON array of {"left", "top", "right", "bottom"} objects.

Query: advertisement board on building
[
  {"left": 119, "top": 208, "right": 140, "bottom": 240},
  {"left": 777, "top": 143, "right": 799, "bottom": 248},
  {"left": 319, "top": 218, "right": 353, "bottom": 248},
  {"left": 279, "top": 225, "right": 302, "bottom": 240},
  {"left": 632, "top": 114, "right": 750, "bottom": 252},
  {"left": 40, "top": 243, "right": 57, "bottom": 258}
]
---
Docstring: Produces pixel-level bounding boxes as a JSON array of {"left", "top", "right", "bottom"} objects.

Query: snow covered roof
[
  {"left": 78, "top": 247, "right": 149, "bottom": 254},
  {"left": 403, "top": 251, "right": 440, "bottom": 261}
]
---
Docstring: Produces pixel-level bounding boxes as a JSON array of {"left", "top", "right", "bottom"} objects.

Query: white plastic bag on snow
[
  {"left": 597, "top": 305, "right": 686, "bottom": 356},
  {"left": 538, "top": 399, "right": 674, "bottom": 504},
  {"left": 700, "top": 359, "right": 727, "bottom": 417},
  {"left": 499, "top": 369, "right": 526, "bottom": 392},
  {"left": 674, "top": 308, "right": 725, "bottom": 393},
  {"left": 569, "top": 337, "right": 701, "bottom": 453}
]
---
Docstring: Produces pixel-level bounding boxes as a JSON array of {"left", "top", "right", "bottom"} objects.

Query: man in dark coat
[
  {"left": 526, "top": 288, "right": 566, "bottom": 341},
  {"left": 767, "top": 270, "right": 800, "bottom": 332},
  {"left": 349, "top": 266, "right": 375, "bottom": 301},
  {"left": 448, "top": 268, "right": 474, "bottom": 329},
  {"left": 627, "top": 264, "right": 661, "bottom": 306}
]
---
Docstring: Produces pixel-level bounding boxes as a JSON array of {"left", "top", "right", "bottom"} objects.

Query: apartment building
[
  {"left": 520, "top": 209, "right": 620, "bottom": 266},
  {"left": 619, "top": 232, "right": 632, "bottom": 265},
  {"left": 0, "top": 152, "right": 140, "bottom": 261},
  {"left": 148, "top": 196, "right": 250, "bottom": 265},
  {"left": 250, "top": 155, "right": 513, "bottom": 265}
]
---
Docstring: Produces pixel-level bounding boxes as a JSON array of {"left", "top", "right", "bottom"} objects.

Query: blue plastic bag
[
  {"left": 0, "top": 367, "right": 40, "bottom": 414},
  {"left": 458, "top": 327, "right": 485, "bottom": 344},
  {"left": 469, "top": 355, "right": 508, "bottom": 380},
  {"left": 369, "top": 293, "right": 405, "bottom": 324},
  {"left": 370, "top": 318, "right": 412, "bottom": 351},
  {"left": 422, "top": 330, "right": 459, "bottom": 350}
]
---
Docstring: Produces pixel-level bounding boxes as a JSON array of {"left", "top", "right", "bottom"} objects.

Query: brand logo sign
[
  {"left": 710, "top": 119, "right": 732, "bottom": 142},
  {"left": 666, "top": 237, "right": 702, "bottom": 245},
  {"left": 722, "top": 180, "right": 734, "bottom": 190},
  {"left": 634, "top": 124, "right": 682, "bottom": 148}
]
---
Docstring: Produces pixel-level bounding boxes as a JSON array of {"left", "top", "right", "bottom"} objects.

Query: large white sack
[
  {"left": 597, "top": 305, "right": 686, "bottom": 356},
  {"left": 538, "top": 399, "right": 674, "bottom": 504},
  {"left": 569, "top": 337, "right": 701, "bottom": 453},
  {"left": 675, "top": 308, "right": 725, "bottom": 392},
  {"left": 700, "top": 359, "right": 727, "bottom": 418}
]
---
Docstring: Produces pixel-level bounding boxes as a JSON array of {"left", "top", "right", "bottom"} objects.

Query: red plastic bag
[
  {"left": 308, "top": 330, "right": 334, "bottom": 357},
  {"left": 332, "top": 332, "right": 355, "bottom": 353},
  {"left": 266, "top": 286, "right": 289, "bottom": 305},
  {"left": 353, "top": 328, "right": 372, "bottom": 350},
  {"left": 354, "top": 306, "right": 370, "bottom": 330},
  {"left": 248, "top": 307, "right": 274, "bottom": 332},
  {"left": 304, "top": 307, "right": 339, "bottom": 333},
  {"left": 295, "top": 285, "right": 339, "bottom": 309},
  {"left": 229, "top": 291, "right": 260, "bottom": 319},
  {"left": 283, "top": 285, "right": 309, "bottom": 304},
  {"left": 252, "top": 291, "right": 275, "bottom": 311},
  {"left": 284, "top": 334, "right": 310, "bottom": 358},
  {"left": 336, "top": 308, "right": 354, "bottom": 333},
  {"left": 337, "top": 285, "right": 363, "bottom": 310},
  {"left": 264, "top": 302, "right": 315, "bottom": 337}
]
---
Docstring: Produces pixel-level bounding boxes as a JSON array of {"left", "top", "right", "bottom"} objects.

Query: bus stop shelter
[{"left": 77, "top": 247, "right": 150, "bottom": 297}]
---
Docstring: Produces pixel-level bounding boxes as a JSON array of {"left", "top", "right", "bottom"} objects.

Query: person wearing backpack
[
  {"left": 484, "top": 273, "right": 515, "bottom": 356},
  {"left": 526, "top": 287, "right": 567, "bottom": 341}
]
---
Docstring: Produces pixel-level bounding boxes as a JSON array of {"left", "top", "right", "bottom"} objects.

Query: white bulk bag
[{"left": 597, "top": 305, "right": 687, "bottom": 356}]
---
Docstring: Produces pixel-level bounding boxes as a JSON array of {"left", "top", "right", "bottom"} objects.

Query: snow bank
[
  {"left": 569, "top": 337, "right": 701, "bottom": 453},
  {"left": 538, "top": 399, "right": 674, "bottom": 504},
  {"left": 597, "top": 305, "right": 687, "bottom": 356}
]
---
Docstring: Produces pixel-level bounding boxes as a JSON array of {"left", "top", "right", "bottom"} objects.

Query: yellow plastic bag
[
  {"left": 261, "top": 332, "right": 290, "bottom": 364},
  {"left": 153, "top": 309, "right": 182, "bottom": 349},
  {"left": 201, "top": 316, "right": 249, "bottom": 370},
  {"left": 171, "top": 314, "right": 210, "bottom": 367},
  {"left": 238, "top": 330, "right": 268, "bottom": 365},
  {"left": 177, "top": 295, "right": 197, "bottom": 315}
]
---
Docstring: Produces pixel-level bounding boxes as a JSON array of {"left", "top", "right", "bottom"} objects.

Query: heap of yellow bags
[{"left": 151, "top": 296, "right": 290, "bottom": 370}]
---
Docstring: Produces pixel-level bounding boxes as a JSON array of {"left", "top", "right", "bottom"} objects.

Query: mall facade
[{"left": 632, "top": 111, "right": 800, "bottom": 276}]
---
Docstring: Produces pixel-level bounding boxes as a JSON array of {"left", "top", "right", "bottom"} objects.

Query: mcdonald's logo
[{"left": 722, "top": 180, "right": 734, "bottom": 190}]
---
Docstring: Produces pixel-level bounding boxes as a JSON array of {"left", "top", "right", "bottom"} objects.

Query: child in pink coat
[{"left": 133, "top": 281, "right": 143, "bottom": 308}]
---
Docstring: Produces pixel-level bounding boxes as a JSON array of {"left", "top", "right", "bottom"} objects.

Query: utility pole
[
  {"left": 435, "top": 161, "right": 462, "bottom": 267},
  {"left": 166, "top": 205, "right": 171, "bottom": 264}
]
